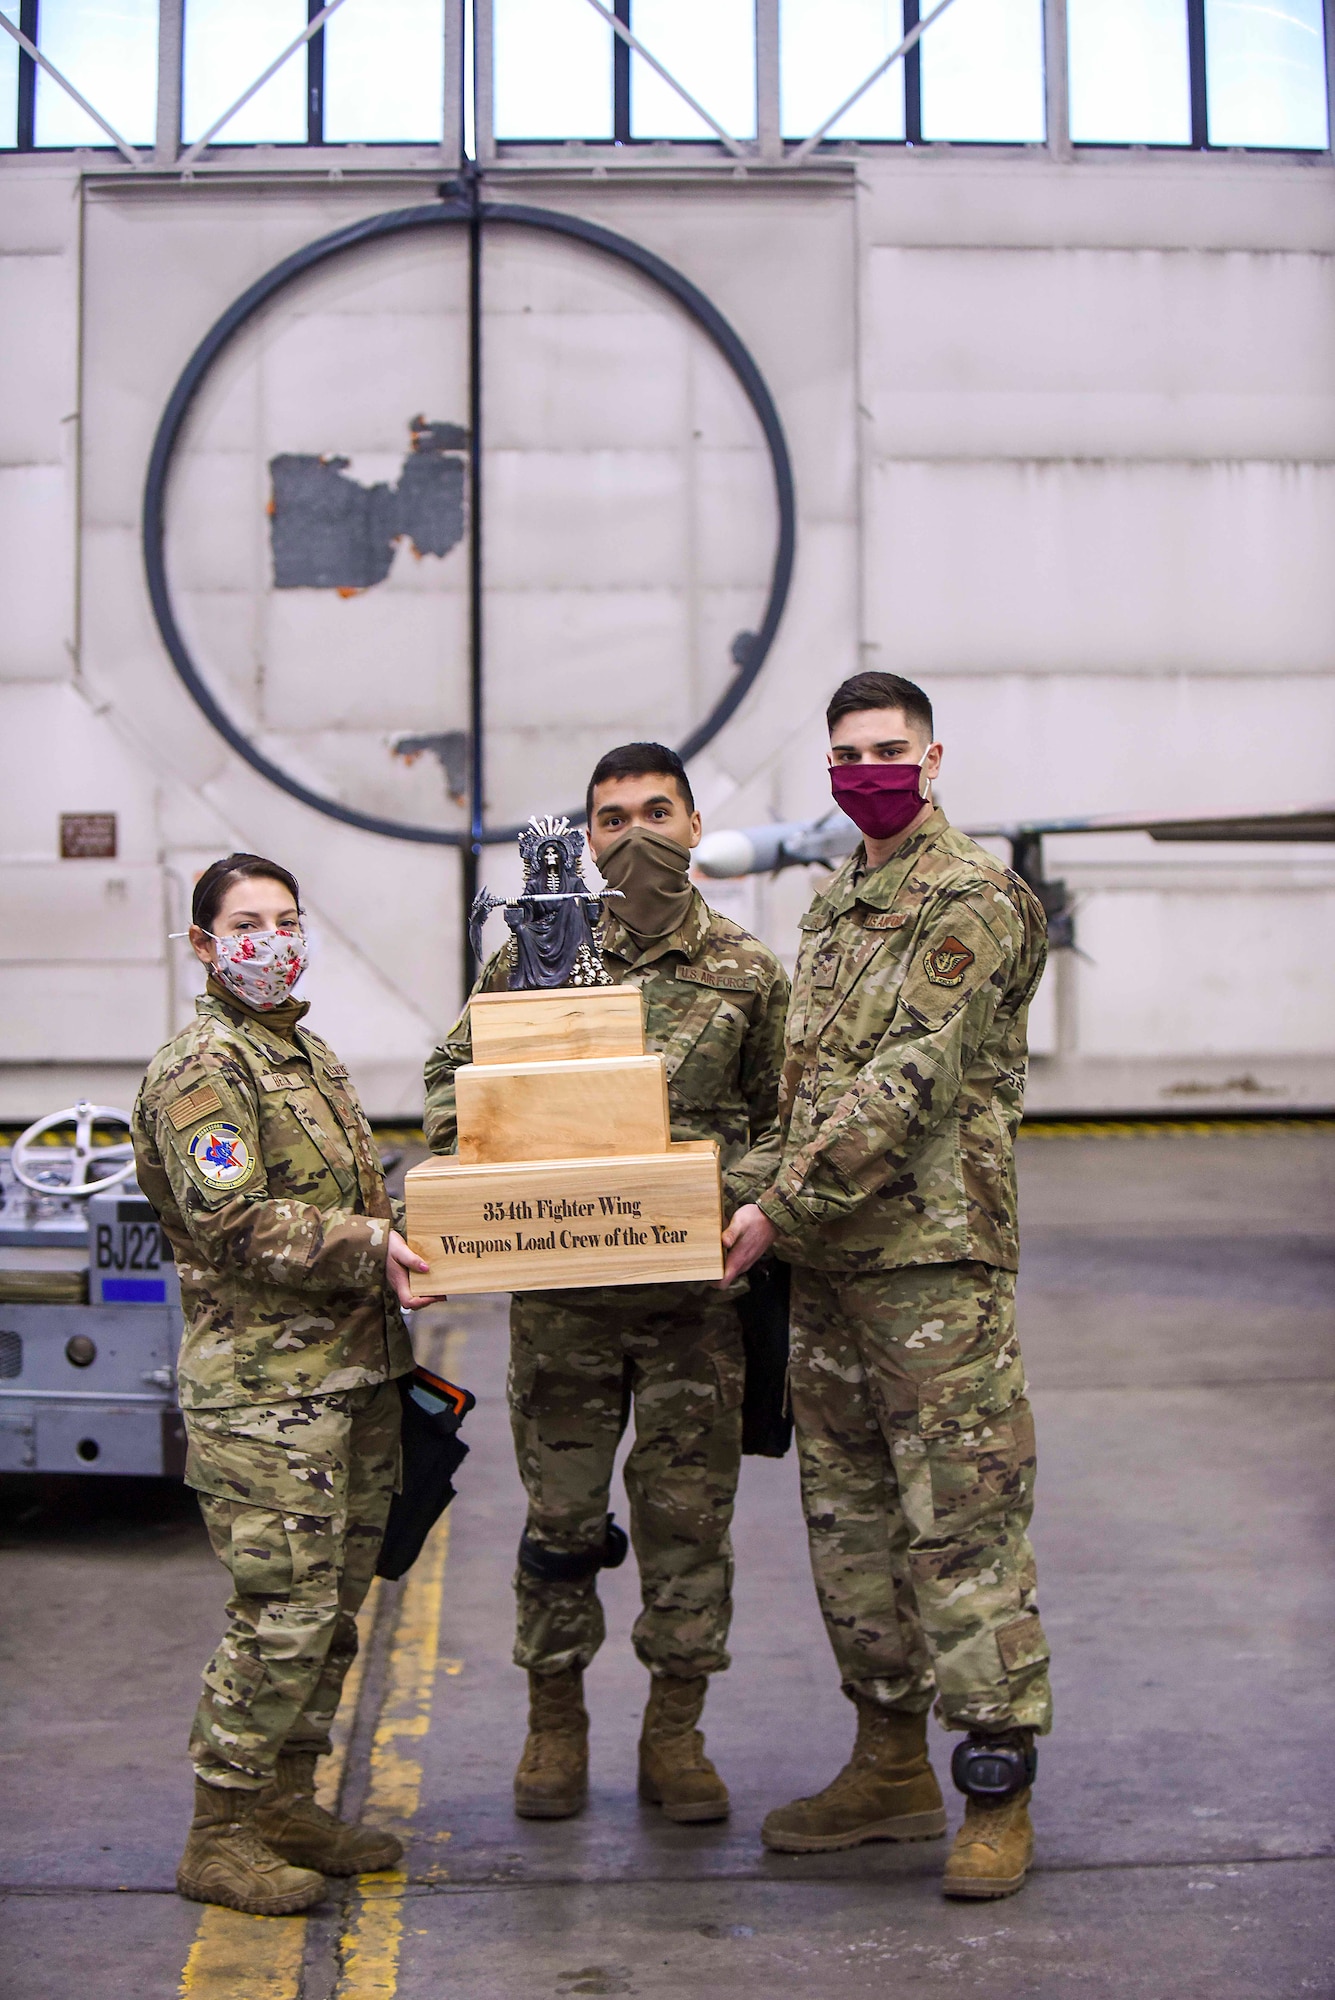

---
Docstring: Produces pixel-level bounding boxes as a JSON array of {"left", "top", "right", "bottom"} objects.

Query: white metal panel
[
  {"left": 867, "top": 459, "right": 1335, "bottom": 675},
  {"left": 0, "top": 964, "right": 169, "bottom": 1062},
  {"left": 926, "top": 673, "right": 1335, "bottom": 826},
  {"left": 1074, "top": 886, "right": 1335, "bottom": 1056},
  {"left": 483, "top": 446, "right": 691, "bottom": 589},
  {"left": 0, "top": 252, "right": 78, "bottom": 467},
  {"left": 0, "top": 165, "right": 80, "bottom": 255},
  {"left": 867, "top": 247, "right": 1335, "bottom": 461},
  {"left": 0, "top": 863, "right": 164, "bottom": 962},
  {"left": 0, "top": 466, "right": 73, "bottom": 679},
  {"left": 484, "top": 309, "right": 693, "bottom": 451},
  {"left": 857, "top": 154, "right": 1335, "bottom": 255},
  {"left": 261, "top": 584, "right": 472, "bottom": 736}
]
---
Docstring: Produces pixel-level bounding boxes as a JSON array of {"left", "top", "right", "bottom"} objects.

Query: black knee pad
[
  {"left": 951, "top": 1731, "right": 1037, "bottom": 1801},
  {"left": 518, "top": 1512, "right": 628, "bottom": 1583}
]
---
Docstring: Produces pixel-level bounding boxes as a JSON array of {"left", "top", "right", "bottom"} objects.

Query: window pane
[
  {"left": 1068, "top": 0, "right": 1191, "bottom": 143},
  {"left": 631, "top": 0, "right": 756, "bottom": 140},
  {"left": 324, "top": 0, "right": 444, "bottom": 142},
  {"left": 183, "top": 0, "right": 307, "bottom": 146},
  {"left": 1206, "top": 0, "right": 1329, "bottom": 147},
  {"left": 920, "top": 0, "right": 1046, "bottom": 142},
  {"left": 781, "top": 0, "right": 906, "bottom": 139},
  {"left": 0, "top": 4, "right": 18, "bottom": 149},
  {"left": 494, "top": 0, "right": 612, "bottom": 139},
  {"left": 34, "top": 0, "right": 158, "bottom": 147}
]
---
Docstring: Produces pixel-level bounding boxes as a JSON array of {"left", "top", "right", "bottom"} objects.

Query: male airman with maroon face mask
[{"left": 721, "top": 671, "right": 1053, "bottom": 1901}]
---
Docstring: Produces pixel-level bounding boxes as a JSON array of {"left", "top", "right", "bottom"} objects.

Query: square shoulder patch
[
  {"left": 166, "top": 1081, "right": 224, "bottom": 1130},
  {"left": 922, "top": 936, "right": 976, "bottom": 988}
]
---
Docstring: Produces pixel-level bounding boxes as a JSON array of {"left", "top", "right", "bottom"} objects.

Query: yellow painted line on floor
[
  {"left": 1021, "top": 1116, "right": 1333, "bottom": 1140},
  {"left": 333, "top": 1511, "right": 454, "bottom": 1999},
  {"left": 178, "top": 1906, "right": 308, "bottom": 2000},
  {"left": 178, "top": 1581, "right": 383, "bottom": 1998}
]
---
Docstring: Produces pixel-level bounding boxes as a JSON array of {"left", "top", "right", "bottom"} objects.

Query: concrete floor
[{"left": 1, "top": 1128, "right": 1332, "bottom": 1997}]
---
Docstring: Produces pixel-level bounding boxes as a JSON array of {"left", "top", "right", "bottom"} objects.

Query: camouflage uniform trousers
[
  {"left": 509, "top": 1283, "right": 745, "bottom": 1680},
  {"left": 184, "top": 1379, "right": 401, "bottom": 1789},
  {"left": 789, "top": 1261, "right": 1052, "bottom": 1736}
]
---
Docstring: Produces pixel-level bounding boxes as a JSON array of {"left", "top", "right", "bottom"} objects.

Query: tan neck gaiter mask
[{"left": 596, "top": 826, "right": 694, "bottom": 943}]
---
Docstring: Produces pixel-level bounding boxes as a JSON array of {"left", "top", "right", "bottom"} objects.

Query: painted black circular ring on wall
[{"left": 142, "top": 196, "right": 796, "bottom": 849}]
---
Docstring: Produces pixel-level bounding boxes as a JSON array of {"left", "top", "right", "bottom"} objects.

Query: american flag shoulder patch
[{"left": 166, "top": 1081, "right": 224, "bottom": 1130}]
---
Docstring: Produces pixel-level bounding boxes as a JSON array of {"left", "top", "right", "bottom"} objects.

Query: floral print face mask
[{"left": 204, "top": 927, "right": 308, "bottom": 1011}]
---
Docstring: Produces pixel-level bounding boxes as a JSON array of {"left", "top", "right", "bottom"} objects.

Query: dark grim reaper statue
[{"left": 469, "top": 815, "right": 616, "bottom": 989}]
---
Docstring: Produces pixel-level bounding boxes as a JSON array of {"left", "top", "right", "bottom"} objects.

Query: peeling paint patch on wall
[{"left": 269, "top": 416, "right": 468, "bottom": 589}]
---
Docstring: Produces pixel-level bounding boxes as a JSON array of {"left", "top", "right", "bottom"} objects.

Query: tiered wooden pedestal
[{"left": 405, "top": 986, "right": 724, "bottom": 1296}]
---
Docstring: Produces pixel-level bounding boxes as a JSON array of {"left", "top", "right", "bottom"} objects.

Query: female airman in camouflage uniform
[{"left": 132, "top": 853, "right": 427, "bottom": 1916}]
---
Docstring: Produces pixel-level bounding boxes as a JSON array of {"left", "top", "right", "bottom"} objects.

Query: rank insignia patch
[
  {"left": 923, "top": 936, "right": 976, "bottom": 987},
  {"left": 188, "top": 1122, "right": 255, "bottom": 1189}
]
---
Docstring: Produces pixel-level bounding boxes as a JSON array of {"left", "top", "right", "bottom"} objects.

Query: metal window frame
[
  {"left": 306, "top": 0, "right": 325, "bottom": 147},
  {"left": 613, "top": 0, "right": 630, "bottom": 143},
  {"left": 1186, "top": 0, "right": 1208, "bottom": 148},
  {"left": 175, "top": 0, "right": 347, "bottom": 170},
  {"left": 3, "top": 0, "right": 148, "bottom": 162},
  {"left": 904, "top": 0, "right": 923, "bottom": 146},
  {"left": 4, "top": 0, "right": 1332, "bottom": 165},
  {"left": 16, "top": 0, "right": 36, "bottom": 150}
]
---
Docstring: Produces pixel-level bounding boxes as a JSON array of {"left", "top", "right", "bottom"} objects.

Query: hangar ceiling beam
[
  {"left": 579, "top": 0, "right": 749, "bottom": 158},
  {"left": 788, "top": 0, "right": 961, "bottom": 166},
  {"left": 0, "top": 10, "right": 145, "bottom": 166},
  {"left": 175, "top": 0, "right": 350, "bottom": 173}
]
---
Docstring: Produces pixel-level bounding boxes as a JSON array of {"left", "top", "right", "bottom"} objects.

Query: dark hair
[
  {"left": 585, "top": 742, "right": 695, "bottom": 825},
  {"left": 192, "top": 853, "right": 302, "bottom": 934},
  {"left": 826, "top": 672, "right": 934, "bottom": 741}
]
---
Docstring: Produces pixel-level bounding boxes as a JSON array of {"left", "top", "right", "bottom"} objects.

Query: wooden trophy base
[
  {"left": 406, "top": 1142, "right": 722, "bottom": 1295},
  {"left": 406, "top": 986, "right": 723, "bottom": 1297}
]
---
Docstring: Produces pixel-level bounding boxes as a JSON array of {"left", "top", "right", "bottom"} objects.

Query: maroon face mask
[{"left": 829, "top": 757, "right": 930, "bottom": 842}]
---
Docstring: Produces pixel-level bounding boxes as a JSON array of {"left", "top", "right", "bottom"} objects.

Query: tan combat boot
[
  {"left": 638, "top": 1674, "right": 729, "bottom": 1824},
  {"left": 254, "top": 1749, "right": 404, "bottom": 1876},
  {"left": 761, "top": 1701, "right": 947, "bottom": 1852},
  {"left": 177, "top": 1777, "right": 326, "bottom": 1914},
  {"left": 943, "top": 1788, "right": 1035, "bottom": 1898},
  {"left": 514, "top": 1666, "right": 589, "bottom": 1819}
]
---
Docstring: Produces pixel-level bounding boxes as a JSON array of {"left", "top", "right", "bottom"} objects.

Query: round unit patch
[{"left": 188, "top": 1122, "right": 255, "bottom": 1189}]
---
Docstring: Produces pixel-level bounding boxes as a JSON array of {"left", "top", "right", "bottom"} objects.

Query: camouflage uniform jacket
[
  {"left": 757, "top": 810, "right": 1047, "bottom": 1274},
  {"left": 423, "top": 889, "right": 789, "bottom": 1219},
  {"left": 132, "top": 989, "right": 414, "bottom": 1411}
]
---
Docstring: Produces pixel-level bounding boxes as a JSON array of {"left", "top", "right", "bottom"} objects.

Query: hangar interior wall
[{"left": 1, "top": 148, "right": 1332, "bottom": 1120}]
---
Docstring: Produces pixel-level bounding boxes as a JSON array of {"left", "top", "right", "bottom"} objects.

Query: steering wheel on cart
[{"left": 10, "top": 1100, "right": 137, "bottom": 1197}]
